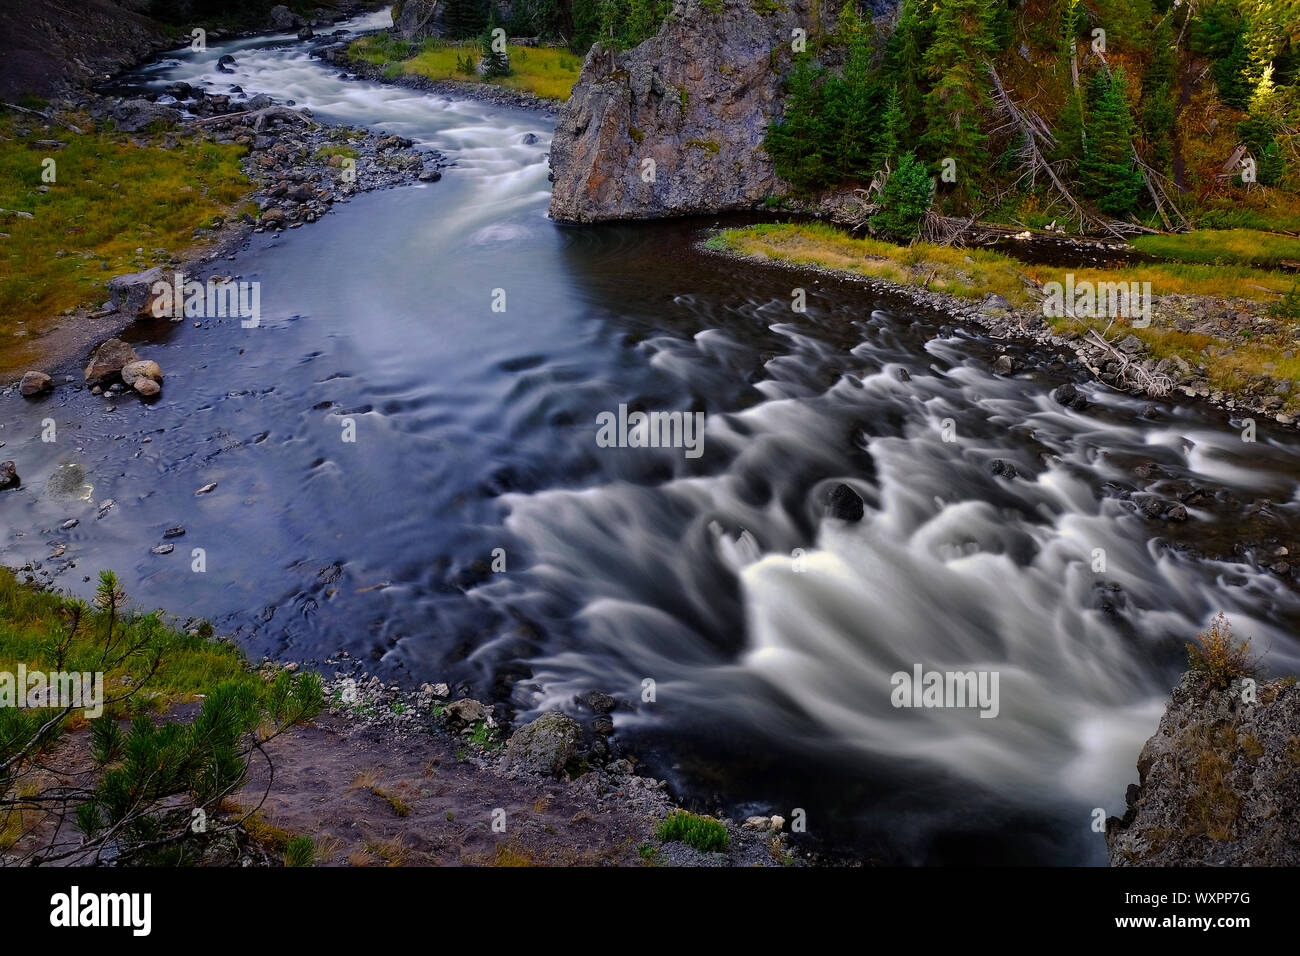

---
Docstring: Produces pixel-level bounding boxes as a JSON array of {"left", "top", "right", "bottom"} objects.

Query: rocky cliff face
[
  {"left": 548, "top": 0, "right": 829, "bottom": 223},
  {"left": 1106, "top": 672, "right": 1300, "bottom": 866}
]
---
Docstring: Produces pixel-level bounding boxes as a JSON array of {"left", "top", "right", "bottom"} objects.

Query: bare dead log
[
  {"left": 186, "top": 105, "right": 313, "bottom": 131},
  {"left": 1, "top": 102, "right": 83, "bottom": 133}
]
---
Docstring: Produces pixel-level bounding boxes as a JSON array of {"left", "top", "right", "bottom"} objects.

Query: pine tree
[
  {"left": 873, "top": 84, "right": 909, "bottom": 173},
  {"left": 1078, "top": 68, "right": 1144, "bottom": 215},
  {"left": 766, "top": 57, "right": 832, "bottom": 192},
  {"left": 885, "top": 0, "right": 930, "bottom": 140},
  {"left": 479, "top": 23, "right": 512, "bottom": 77},
  {"left": 921, "top": 0, "right": 996, "bottom": 193},
  {"left": 831, "top": 18, "right": 876, "bottom": 180}
]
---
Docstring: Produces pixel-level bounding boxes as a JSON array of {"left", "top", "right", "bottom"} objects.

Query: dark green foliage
[
  {"left": 656, "top": 811, "right": 731, "bottom": 852},
  {"left": 765, "top": 57, "right": 834, "bottom": 191},
  {"left": 873, "top": 85, "right": 909, "bottom": 173},
  {"left": 1078, "top": 69, "right": 1144, "bottom": 215},
  {"left": 871, "top": 151, "right": 935, "bottom": 239},
  {"left": 1190, "top": 1, "right": 1252, "bottom": 108},
  {"left": 443, "top": 0, "right": 491, "bottom": 40},
  {"left": 1238, "top": 113, "right": 1285, "bottom": 186},
  {"left": 1140, "top": 18, "right": 1178, "bottom": 173}
]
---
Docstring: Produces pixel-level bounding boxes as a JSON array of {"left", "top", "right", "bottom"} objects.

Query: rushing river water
[{"left": 4, "top": 9, "right": 1300, "bottom": 864}]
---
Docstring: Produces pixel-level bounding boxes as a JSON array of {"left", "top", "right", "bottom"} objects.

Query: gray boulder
[
  {"left": 269, "top": 5, "right": 304, "bottom": 29},
  {"left": 110, "top": 98, "right": 181, "bottom": 133},
  {"left": 107, "top": 266, "right": 168, "bottom": 318},
  {"left": 505, "top": 712, "right": 581, "bottom": 777}
]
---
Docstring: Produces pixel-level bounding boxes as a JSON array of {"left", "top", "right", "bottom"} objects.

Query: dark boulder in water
[
  {"left": 1052, "top": 382, "right": 1088, "bottom": 410},
  {"left": 825, "top": 482, "right": 864, "bottom": 522}
]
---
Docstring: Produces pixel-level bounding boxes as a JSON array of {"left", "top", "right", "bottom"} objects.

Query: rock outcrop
[
  {"left": 1106, "top": 671, "right": 1300, "bottom": 866},
  {"left": 548, "top": 0, "right": 830, "bottom": 222}
]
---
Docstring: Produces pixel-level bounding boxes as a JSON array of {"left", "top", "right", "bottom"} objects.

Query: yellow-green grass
[
  {"left": 0, "top": 567, "right": 259, "bottom": 719},
  {"left": 349, "top": 35, "right": 582, "bottom": 101},
  {"left": 1132, "top": 229, "right": 1300, "bottom": 268},
  {"left": 715, "top": 222, "right": 1300, "bottom": 402},
  {"left": 0, "top": 109, "right": 251, "bottom": 371},
  {"left": 710, "top": 222, "right": 1035, "bottom": 307}
]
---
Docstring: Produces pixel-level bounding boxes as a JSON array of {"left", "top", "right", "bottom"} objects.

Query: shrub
[
  {"left": 656, "top": 811, "right": 730, "bottom": 852},
  {"left": 870, "top": 151, "right": 934, "bottom": 241},
  {"left": 1187, "top": 612, "right": 1257, "bottom": 689}
]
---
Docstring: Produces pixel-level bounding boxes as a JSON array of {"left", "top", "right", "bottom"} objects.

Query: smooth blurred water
[{"left": 3, "top": 9, "right": 1299, "bottom": 863}]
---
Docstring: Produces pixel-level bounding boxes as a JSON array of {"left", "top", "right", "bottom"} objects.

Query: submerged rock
[
  {"left": 0, "top": 461, "right": 18, "bottom": 490},
  {"left": 1107, "top": 672, "right": 1300, "bottom": 866},
  {"left": 505, "top": 712, "right": 581, "bottom": 777}
]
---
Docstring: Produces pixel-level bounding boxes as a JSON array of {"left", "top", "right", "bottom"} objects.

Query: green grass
[
  {"left": 348, "top": 36, "right": 582, "bottom": 101},
  {"left": 656, "top": 811, "right": 730, "bottom": 853},
  {"left": 0, "top": 107, "right": 251, "bottom": 375},
  {"left": 283, "top": 835, "right": 316, "bottom": 866},
  {"left": 1132, "top": 229, "right": 1300, "bottom": 268},
  {"left": 0, "top": 567, "right": 259, "bottom": 718},
  {"left": 312, "top": 143, "right": 358, "bottom": 161}
]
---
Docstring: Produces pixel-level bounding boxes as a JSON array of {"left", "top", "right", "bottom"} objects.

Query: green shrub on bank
[{"left": 656, "top": 811, "right": 730, "bottom": 852}]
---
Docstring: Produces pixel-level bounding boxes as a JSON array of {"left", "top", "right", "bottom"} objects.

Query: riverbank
[
  {"left": 0, "top": 88, "right": 443, "bottom": 384},
  {"left": 707, "top": 222, "right": 1300, "bottom": 429},
  {"left": 0, "top": 567, "right": 804, "bottom": 866},
  {"left": 318, "top": 41, "right": 566, "bottom": 114}
]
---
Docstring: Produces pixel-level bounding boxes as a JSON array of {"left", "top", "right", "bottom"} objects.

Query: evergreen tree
[
  {"left": 884, "top": 0, "right": 930, "bottom": 140},
  {"left": 443, "top": 0, "right": 490, "bottom": 40},
  {"left": 828, "top": 15, "right": 877, "bottom": 181},
  {"left": 1078, "top": 68, "right": 1145, "bottom": 215},
  {"left": 1139, "top": 19, "right": 1179, "bottom": 173},
  {"left": 872, "top": 84, "right": 909, "bottom": 173},
  {"left": 921, "top": 0, "right": 996, "bottom": 192},
  {"left": 480, "top": 24, "right": 512, "bottom": 77},
  {"left": 766, "top": 57, "right": 832, "bottom": 191}
]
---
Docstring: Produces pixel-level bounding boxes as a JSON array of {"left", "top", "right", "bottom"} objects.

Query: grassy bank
[
  {"left": 711, "top": 222, "right": 1300, "bottom": 403},
  {"left": 0, "top": 567, "right": 259, "bottom": 719},
  {"left": 0, "top": 106, "right": 251, "bottom": 367},
  {"left": 347, "top": 34, "right": 581, "bottom": 101},
  {"left": 1131, "top": 229, "right": 1300, "bottom": 268}
]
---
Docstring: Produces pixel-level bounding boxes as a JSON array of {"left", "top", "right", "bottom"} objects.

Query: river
[{"left": 3, "top": 7, "right": 1299, "bottom": 864}]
